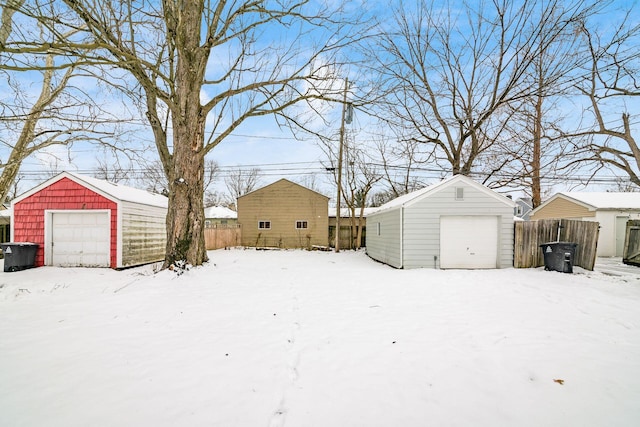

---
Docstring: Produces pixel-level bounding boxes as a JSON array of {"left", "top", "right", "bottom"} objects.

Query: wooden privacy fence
[
  {"left": 623, "top": 220, "right": 640, "bottom": 266},
  {"left": 204, "top": 224, "right": 241, "bottom": 250},
  {"left": 330, "top": 225, "right": 367, "bottom": 250},
  {"left": 514, "top": 219, "right": 599, "bottom": 270}
]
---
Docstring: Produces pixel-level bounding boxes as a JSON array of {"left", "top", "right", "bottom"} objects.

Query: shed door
[
  {"left": 615, "top": 216, "right": 629, "bottom": 257},
  {"left": 51, "top": 212, "right": 110, "bottom": 267},
  {"left": 440, "top": 216, "right": 498, "bottom": 269}
]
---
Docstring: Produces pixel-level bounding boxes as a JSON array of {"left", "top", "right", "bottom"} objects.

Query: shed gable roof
[
  {"left": 237, "top": 178, "right": 329, "bottom": 201},
  {"left": 531, "top": 192, "right": 640, "bottom": 216},
  {"left": 558, "top": 192, "right": 640, "bottom": 210},
  {"left": 372, "top": 174, "right": 515, "bottom": 214},
  {"left": 12, "top": 171, "right": 168, "bottom": 208}
]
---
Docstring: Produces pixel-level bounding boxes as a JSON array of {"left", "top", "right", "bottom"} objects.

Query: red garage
[{"left": 11, "top": 171, "right": 167, "bottom": 269}]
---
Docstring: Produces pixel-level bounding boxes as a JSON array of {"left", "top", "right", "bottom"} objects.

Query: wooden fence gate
[
  {"left": 623, "top": 220, "right": 640, "bottom": 267},
  {"left": 204, "top": 224, "right": 241, "bottom": 250},
  {"left": 514, "top": 219, "right": 599, "bottom": 270}
]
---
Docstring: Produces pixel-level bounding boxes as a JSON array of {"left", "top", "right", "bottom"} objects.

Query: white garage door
[
  {"left": 440, "top": 216, "right": 498, "bottom": 269},
  {"left": 51, "top": 212, "right": 111, "bottom": 267}
]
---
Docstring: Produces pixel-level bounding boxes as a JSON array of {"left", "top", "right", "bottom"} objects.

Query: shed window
[
  {"left": 455, "top": 187, "right": 464, "bottom": 200},
  {"left": 295, "top": 220, "right": 308, "bottom": 229},
  {"left": 258, "top": 220, "right": 271, "bottom": 229},
  {"left": 376, "top": 222, "right": 381, "bottom": 236}
]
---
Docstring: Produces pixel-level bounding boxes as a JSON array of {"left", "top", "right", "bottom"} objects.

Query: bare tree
[
  {"left": 374, "top": 132, "right": 430, "bottom": 199},
  {"left": 0, "top": 1, "right": 132, "bottom": 205},
  {"left": 568, "top": 11, "right": 640, "bottom": 187},
  {"left": 9, "top": 0, "right": 364, "bottom": 267},
  {"left": 93, "top": 159, "right": 135, "bottom": 185},
  {"left": 369, "top": 0, "right": 595, "bottom": 181},
  {"left": 342, "top": 145, "right": 381, "bottom": 249},
  {"left": 294, "top": 175, "right": 323, "bottom": 194},
  {"left": 318, "top": 128, "right": 381, "bottom": 249},
  {"left": 486, "top": 3, "right": 592, "bottom": 207},
  {"left": 204, "top": 190, "right": 229, "bottom": 209},
  {"left": 224, "top": 168, "right": 261, "bottom": 204},
  {"left": 139, "top": 158, "right": 219, "bottom": 198},
  {"left": 0, "top": 0, "right": 112, "bottom": 203}
]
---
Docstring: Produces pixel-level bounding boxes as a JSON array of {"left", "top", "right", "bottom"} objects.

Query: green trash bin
[
  {"left": 1, "top": 242, "right": 39, "bottom": 272},
  {"left": 540, "top": 242, "right": 577, "bottom": 273}
]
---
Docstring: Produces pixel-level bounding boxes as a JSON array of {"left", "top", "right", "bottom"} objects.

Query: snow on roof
[
  {"left": 560, "top": 192, "right": 640, "bottom": 210},
  {"left": 238, "top": 178, "right": 330, "bottom": 200},
  {"left": 0, "top": 207, "right": 11, "bottom": 218},
  {"left": 65, "top": 172, "right": 168, "bottom": 208},
  {"left": 328, "top": 207, "right": 380, "bottom": 218},
  {"left": 204, "top": 206, "right": 237, "bottom": 219}
]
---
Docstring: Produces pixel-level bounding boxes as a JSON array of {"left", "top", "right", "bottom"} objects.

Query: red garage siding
[{"left": 13, "top": 177, "right": 118, "bottom": 267}]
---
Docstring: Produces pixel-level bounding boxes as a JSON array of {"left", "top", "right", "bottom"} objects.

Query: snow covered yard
[{"left": 1, "top": 249, "right": 639, "bottom": 427}]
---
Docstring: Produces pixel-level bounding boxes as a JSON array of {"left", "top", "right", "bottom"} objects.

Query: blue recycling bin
[
  {"left": 540, "top": 242, "right": 577, "bottom": 273},
  {"left": 1, "top": 242, "right": 39, "bottom": 272}
]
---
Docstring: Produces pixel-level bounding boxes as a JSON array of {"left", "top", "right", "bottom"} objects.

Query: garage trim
[
  {"left": 440, "top": 215, "right": 500, "bottom": 269},
  {"left": 44, "top": 209, "right": 111, "bottom": 267}
]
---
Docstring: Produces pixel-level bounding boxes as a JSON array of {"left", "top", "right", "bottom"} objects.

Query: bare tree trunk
[
  {"left": 165, "top": 126, "right": 207, "bottom": 267},
  {"left": 532, "top": 93, "right": 543, "bottom": 208},
  {"left": 163, "top": 0, "right": 208, "bottom": 267}
]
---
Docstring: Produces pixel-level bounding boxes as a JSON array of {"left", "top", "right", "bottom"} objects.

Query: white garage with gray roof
[{"left": 366, "top": 174, "right": 515, "bottom": 269}]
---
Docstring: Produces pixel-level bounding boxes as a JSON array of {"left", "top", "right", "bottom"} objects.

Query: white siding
[
  {"left": 366, "top": 208, "right": 403, "bottom": 268},
  {"left": 440, "top": 216, "right": 498, "bottom": 268},
  {"left": 48, "top": 211, "right": 110, "bottom": 267},
  {"left": 119, "top": 201, "right": 167, "bottom": 268},
  {"left": 594, "top": 210, "right": 640, "bottom": 257},
  {"left": 402, "top": 183, "right": 513, "bottom": 269},
  {"left": 367, "top": 177, "right": 515, "bottom": 270}
]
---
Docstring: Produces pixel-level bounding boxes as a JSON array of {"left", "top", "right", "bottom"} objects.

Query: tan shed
[{"left": 237, "top": 179, "right": 329, "bottom": 249}]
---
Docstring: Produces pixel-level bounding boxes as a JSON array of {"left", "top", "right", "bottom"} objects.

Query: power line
[{"left": 12, "top": 160, "right": 633, "bottom": 185}]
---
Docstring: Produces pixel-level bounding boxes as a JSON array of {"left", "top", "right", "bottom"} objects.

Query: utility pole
[{"left": 335, "top": 77, "right": 348, "bottom": 253}]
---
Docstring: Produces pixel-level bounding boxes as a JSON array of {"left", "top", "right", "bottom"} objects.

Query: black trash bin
[
  {"left": 540, "top": 242, "right": 577, "bottom": 273},
  {"left": 1, "top": 242, "right": 39, "bottom": 272}
]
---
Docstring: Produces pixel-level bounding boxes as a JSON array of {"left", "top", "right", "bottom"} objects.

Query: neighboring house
[
  {"left": 530, "top": 192, "right": 640, "bottom": 257},
  {"left": 0, "top": 206, "right": 10, "bottom": 243},
  {"left": 237, "top": 179, "right": 329, "bottom": 249},
  {"left": 204, "top": 206, "right": 237, "bottom": 227},
  {"left": 11, "top": 171, "right": 168, "bottom": 268},
  {"left": 514, "top": 197, "right": 533, "bottom": 220},
  {"left": 366, "top": 174, "right": 516, "bottom": 269}
]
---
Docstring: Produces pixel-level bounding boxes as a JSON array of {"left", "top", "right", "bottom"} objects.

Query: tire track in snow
[{"left": 268, "top": 283, "right": 302, "bottom": 427}]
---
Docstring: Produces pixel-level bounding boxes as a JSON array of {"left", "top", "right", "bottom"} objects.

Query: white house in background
[
  {"left": 530, "top": 192, "right": 640, "bottom": 257},
  {"left": 204, "top": 206, "right": 237, "bottom": 227},
  {"left": 366, "top": 174, "right": 516, "bottom": 269},
  {"left": 514, "top": 197, "right": 533, "bottom": 220}
]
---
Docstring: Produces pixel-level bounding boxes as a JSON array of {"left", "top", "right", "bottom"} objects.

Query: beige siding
[
  {"left": 237, "top": 179, "right": 329, "bottom": 248},
  {"left": 120, "top": 201, "right": 167, "bottom": 267},
  {"left": 531, "top": 197, "right": 595, "bottom": 220}
]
